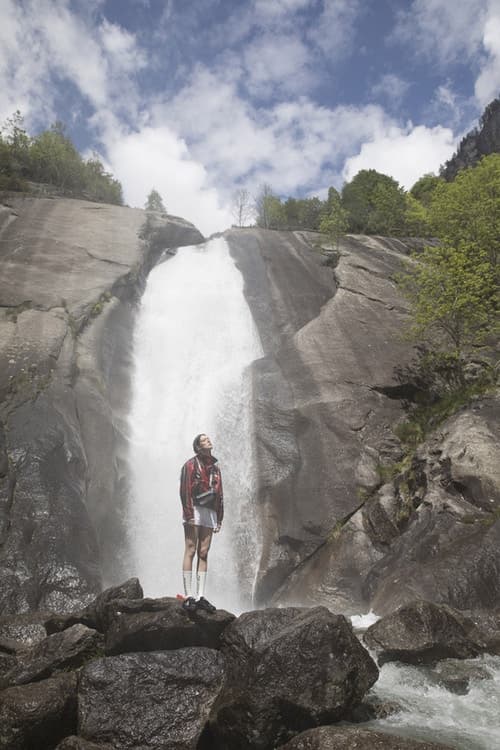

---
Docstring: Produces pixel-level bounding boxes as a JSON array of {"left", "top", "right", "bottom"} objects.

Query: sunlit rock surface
[{"left": 226, "top": 228, "right": 500, "bottom": 616}]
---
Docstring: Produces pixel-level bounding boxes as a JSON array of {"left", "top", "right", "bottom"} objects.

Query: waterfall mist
[{"left": 126, "top": 237, "right": 263, "bottom": 612}]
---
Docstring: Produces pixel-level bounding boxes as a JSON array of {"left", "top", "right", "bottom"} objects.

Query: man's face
[{"left": 199, "top": 435, "right": 212, "bottom": 451}]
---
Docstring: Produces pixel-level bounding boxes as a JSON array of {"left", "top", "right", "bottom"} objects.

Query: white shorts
[{"left": 184, "top": 505, "right": 218, "bottom": 530}]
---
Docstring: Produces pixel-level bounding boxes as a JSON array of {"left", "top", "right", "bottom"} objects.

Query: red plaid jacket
[{"left": 179, "top": 454, "right": 224, "bottom": 525}]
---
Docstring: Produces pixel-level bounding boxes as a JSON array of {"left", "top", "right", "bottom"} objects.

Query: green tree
[
  {"left": 400, "top": 154, "right": 500, "bottom": 370},
  {"left": 255, "top": 183, "right": 274, "bottom": 228},
  {"left": 83, "top": 156, "right": 123, "bottom": 205},
  {"left": 319, "top": 187, "right": 348, "bottom": 248},
  {"left": 341, "top": 169, "right": 406, "bottom": 234},
  {"left": 0, "top": 111, "right": 31, "bottom": 188},
  {"left": 404, "top": 193, "right": 432, "bottom": 236},
  {"left": 145, "top": 188, "right": 166, "bottom": 213},
  {"left": 410, "top": 173, "right": 442, "bottom": 207},
  {"left": 297, "top": 197, "right": 324, "bottom": 230},
  {"left": 30, "top": 122, "right": 84, "bottom": 191}
]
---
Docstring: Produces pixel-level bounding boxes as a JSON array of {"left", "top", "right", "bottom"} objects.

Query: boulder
[
  {"left": 56, "top": 737, "right": 114, "bottom": 749},
  {"left": 364, "top": 600, "right": 486, "bottom": 665},
  {"left": 103, "top": 596, "right": 235, "bottom": 655},
  {"left": 0, "top": 611, "right": 49, "bottom": 647},
  {"left": 465, "top": 608, "right": 500, "bottom": 655},
  {"left": 45, "top": 578, "right": 144, "bottom": 634},
  {"left": 0, "top": 671, "right": 77, "bottom": 749},
  {"left": 210, "top": 606, "right": 378, "bottom": 749},
  {"left": 77, "top": 648, "right": 225, "bottom": 749},
  {"left": 280, "top": 726, "right": 455, "bottom": 749},
  {"left": 429, "top": 658, "right": 493, "bottom": 695},
  {"left": 0, "top": 623, "right": 103, "bottom": 688},
  {"left": 365, "top": 396, "right": 500, "bottom": 615}
]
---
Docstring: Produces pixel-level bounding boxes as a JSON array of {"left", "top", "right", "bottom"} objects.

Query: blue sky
[{"left": 1, "top": 0, "right": 499, "bottom": 234}]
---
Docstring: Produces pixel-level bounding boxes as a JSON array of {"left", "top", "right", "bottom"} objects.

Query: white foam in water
[
  {"left": 364, "top": 655, "right": 500, "bottom": 749},
  {"left": 350, "top": 610, "right": 380, "bottom": 630},
  {"left": 126, "top": 238, "right": 263, "bottom": 612}
]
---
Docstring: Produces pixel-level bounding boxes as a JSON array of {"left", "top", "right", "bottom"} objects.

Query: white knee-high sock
[
  {"left": 182, "top": 570, "right": 193, "bottom": 598},
  {"left": 196, "top": 571, "right": 207, "bottom": 600}
]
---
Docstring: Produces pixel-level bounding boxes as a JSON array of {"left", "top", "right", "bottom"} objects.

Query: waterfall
[{"left": 126, "top": 237, "right": 263, "bottom": 611}]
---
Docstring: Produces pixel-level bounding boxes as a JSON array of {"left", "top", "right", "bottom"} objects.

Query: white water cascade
[
  {"left": 126, "top": 237, "right": 264, "bottom": 612},
  {"left": 365, "top": 654, "right": 500, "bottom": 750}
]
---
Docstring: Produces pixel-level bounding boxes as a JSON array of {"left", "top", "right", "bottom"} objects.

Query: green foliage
[
  {"left": 145, "top": 188, "right": 166, "bottom": 213},
  {"left": 319, "top": 188, "right": 348, "bottom": 249},
  {"left": 399, "top": 155, "right": 500, "bottom": 361},
  {"left": 341, "top": 169, "right": 407, "bottom": 234},
  {"left": 394, "top": 380, "right": 494, "bottom": 449},
  {"left": 0, "top": 111, "right": 123, "bottom": 205},
  {"left": 404, "top": 193, "right": 432, "bottom": 236},
  {"left": 409, "top": 173, "right": 442, "bottom": 207},
  {"left": 429, "top": 153, "right": 500, "bottom": 268}
]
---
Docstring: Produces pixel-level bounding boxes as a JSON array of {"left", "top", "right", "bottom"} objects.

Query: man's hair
[{"left": 193, "top": 434, "right": 204, "bottom": 453}]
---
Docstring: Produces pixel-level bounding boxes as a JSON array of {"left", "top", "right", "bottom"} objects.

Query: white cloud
[
  {"left": 393, "top": 0, "right": 488, "bottom": 65},
  {"left": 308, "top": 0, "right": 361, "bottom": 59},
  {"left": 243, "top": 33, "right": 313, "bottom": 97},
  {"left": 475, "top": 5, "right": 500, "bottom": 105},
  {"left": 157, "top": 65, "right": 395, "bottom": 199},
  {"left": 104, "top": 125, "right": 232, "bottom": 236},
  {"left": 343, "top": 124, "right": 456, "bottom": 189},
  {"left": 393, "top": 0, "right": 500, "bottom": 110},
  {"left": 0, "top": 0, "right": 144, "bottom": 126},
  {"left": 372, "top": 74, "right": 410, "bottom": 105}
]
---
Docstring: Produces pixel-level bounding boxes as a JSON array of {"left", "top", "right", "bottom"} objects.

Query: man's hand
[{"left": 214, "top": 525, "right": 221, "bottom": 533}]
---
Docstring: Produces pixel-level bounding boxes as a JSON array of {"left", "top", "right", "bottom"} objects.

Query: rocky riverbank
[{"left": 4, "top": 578, "right": 498, "bottom": 749}]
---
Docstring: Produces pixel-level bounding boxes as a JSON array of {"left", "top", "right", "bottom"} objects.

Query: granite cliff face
[
  {"left": 226, "top": 228, "right": 500, "bottom": 615},
  {"left": 1, "top": 203, "right": 498, "bottom": 619},
  {"left": 0, "top": 193, "right": 203, "bottom": 614}
]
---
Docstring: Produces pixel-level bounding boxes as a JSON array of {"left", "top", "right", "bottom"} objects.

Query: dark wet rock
[
  {"left": 429, "top": 658, "right": 493, "bottom": 694},
  {"left": 0, "top": 623, "right": 103, "bottom": 688},
  {"left": 465, "top": 609, "right": 500, "bottom": 655},
  {"left": 0, "top": 652, "right": 17, "bottom": 678},
  {"left": 0, "top": 671, "right": 77, "bottom": 750},
  {"left": 78, "top": 648, "right": 225, "bottom": 749},
  {"left": 56, "top": 737, "right": 114, "bottom": 749},
  {"left": 103, "top": 596, "right": 235, "bottom": 655},
  {"left": 0, "top": 611, "right": 49, "bottom": 648},
  {"left": 281, "top": 725, "right": 455, "bottom": 749},
  {"left": 45, "top": 577, "right": 144, "bottom": 634},
  {"left": 209, "top": 605, "right": 378, "bottom": 749},
  {"left": 345, "top": 696, "right": 402, "bottom": 722},
  {"left": 364, "top": 600, "right": 486, "bottom": 665}
]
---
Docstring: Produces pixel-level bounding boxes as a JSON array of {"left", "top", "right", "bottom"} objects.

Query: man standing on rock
[{"left": 179, "top": 433, "right": 223, "bottom": 612}]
